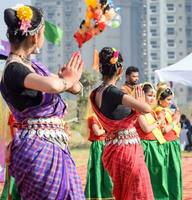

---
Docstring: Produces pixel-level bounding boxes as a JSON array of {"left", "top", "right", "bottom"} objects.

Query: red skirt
[{"left": 102, "top": 144, "right": 154, "bottom": 200}]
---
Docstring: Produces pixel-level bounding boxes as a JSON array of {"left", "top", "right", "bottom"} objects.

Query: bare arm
[
  {"left": 24, "top": 52, "right": 84, "bottom": 94},
  {"left": 92, "top": 124, "right": 105, "bottom": 136},
  {"left": 122, "top": 94, "right": 151, "bottom": 113},
  {"left": 138, "top": 115, "right": 158, "bottom": 133}
]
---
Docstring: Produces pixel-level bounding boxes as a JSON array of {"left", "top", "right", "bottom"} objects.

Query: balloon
[
  {"left": 107, "top": 13, "right": 121, "bottom": 29},
  {"left": 85, "top": 0, "right": 98, "bottom": 8}
]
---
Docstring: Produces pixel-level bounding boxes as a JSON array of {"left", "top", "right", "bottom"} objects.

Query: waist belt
[
  {"left": 105, "top": 127, "right": 141, "bottom": 145},
  {"left": 18, "top": 117, "right": 69, "bottom": 150}
]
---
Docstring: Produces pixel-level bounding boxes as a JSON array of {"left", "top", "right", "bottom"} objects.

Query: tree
[{"left": 77, "top": 69, "right": 100, "bottom": 121}]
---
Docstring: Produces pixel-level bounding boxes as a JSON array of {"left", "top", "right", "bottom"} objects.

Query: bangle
[{"left": 60, "top": 78, "right": 68, "bottom": 92}]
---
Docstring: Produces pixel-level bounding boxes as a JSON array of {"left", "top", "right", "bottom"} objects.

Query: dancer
[
  {"left": 155, "top": 87, "right": 182, "bottom": 200},
  {"left": 1, "top": 5, "right": 85, "bottom": 199},
  {"left": 90, "top": 47, "right": 154, "bottom": 200},
  {"left": 85, "top": 114, "right": 113, "bottom": 199},
  {"left": 136, "top": 83, "right": 170, "bottom": 200}
]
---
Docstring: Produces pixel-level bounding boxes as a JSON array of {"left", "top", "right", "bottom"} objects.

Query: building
[
  {"left": 31, "top": 0, "right": 83, "bottom": 73},
  {"left": 143, "top": 0, "right": 187, "bottom": 83}
]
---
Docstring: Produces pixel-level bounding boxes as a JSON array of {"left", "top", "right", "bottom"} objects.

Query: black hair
[
  {"left": 4, "top": 5, "right": 43, "bottom": 44},
  {"left": 180, "top": 114, "right": 186, "bottom": 121},
  {"left": 142, "top": 83, "right": 153, "bottom": 94},
  {"left": 159, "top": 88, "right": 173, "bottom": 101},
  {"left": 126, "top": 66, "right": 139, "bottom": 76},
  {"left": 99, "top": 47, "right": 123, "bottom": 79},
  {"left": 80, "top": 20, "right": 86, "bottom": 29}
]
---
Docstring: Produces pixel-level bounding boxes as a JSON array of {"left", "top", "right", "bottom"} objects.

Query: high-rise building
[
  {"left": 143, "top": 0, "right": 187, "bottom": 83},
  {"left": 186, "top": 0, "right": 192, "bottom": 54},
  {"left": 31, "top": 0, "right": 83, "bottom": 72}
]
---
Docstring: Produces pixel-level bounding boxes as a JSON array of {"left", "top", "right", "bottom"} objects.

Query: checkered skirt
[
  {"left": 102, "top": 144, "right": 154, "bottom": 200},
  {"left": 9, "top": 134, "right": 85, "bottom": 200}
]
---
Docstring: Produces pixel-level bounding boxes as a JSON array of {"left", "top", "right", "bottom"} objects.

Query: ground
[{"left": 0, "top": 149, "right": 192, "bottom": 199}]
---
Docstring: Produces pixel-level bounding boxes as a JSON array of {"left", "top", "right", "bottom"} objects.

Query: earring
[{"left": 34, "top": 47, "right": 40, "bottom": 54}]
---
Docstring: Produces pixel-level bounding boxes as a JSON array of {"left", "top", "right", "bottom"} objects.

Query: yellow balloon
[{"left": 85, "top": 0, "right": 98, "bottom": 8}]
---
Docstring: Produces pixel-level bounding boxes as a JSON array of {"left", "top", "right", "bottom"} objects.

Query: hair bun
[{"left": 4, "top": 8, "right": 19, "bottom": 29}]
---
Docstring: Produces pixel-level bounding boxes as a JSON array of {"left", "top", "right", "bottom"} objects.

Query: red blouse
[{"left": 88, "top": 116, "right": 106, "bottom": 142}]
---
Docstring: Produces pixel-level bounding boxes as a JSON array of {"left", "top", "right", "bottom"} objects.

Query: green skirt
[
  {"left": 85, "top": 141, "right": 113, "bottom": 200},
  {"left": 1, "top": 176, "right": 21, "bottom": 200},
  {"left": 141, "top": 140, "right": 182, "bottom": 200}
]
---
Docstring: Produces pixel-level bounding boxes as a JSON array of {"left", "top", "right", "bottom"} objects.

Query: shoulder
[{"left": 5, "top": 62, "right": 31, "bottom": 74}]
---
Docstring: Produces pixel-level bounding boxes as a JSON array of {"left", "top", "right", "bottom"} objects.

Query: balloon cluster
[{"left": 74, "top": 0, "right": 121, "bottom": 48}]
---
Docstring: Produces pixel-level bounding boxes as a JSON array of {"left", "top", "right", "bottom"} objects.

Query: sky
[{"left": 0, "top": 0, "right": 31, "bottom": 40}]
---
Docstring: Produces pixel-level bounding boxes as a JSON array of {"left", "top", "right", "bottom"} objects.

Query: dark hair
[
  {"left": 180, "top": 114, "right": 186, "bottom": 121},
  {"left": 142, "top": 83, "right": 154, "bottom": 94},
  {"left": 126, "top": 66, "right": 139, "bottom": 76},
  {"left": 4, "top": 6, "right": 43, "bottom": 44},
  {"left": 80, "top": 20, "right": 86, "bottom": 29},
  {"left": 157, "top": 88, "right": 173, "bottom": 102},
  {"left": 99, "top": 47, "right": 123, "bottom": 79}
]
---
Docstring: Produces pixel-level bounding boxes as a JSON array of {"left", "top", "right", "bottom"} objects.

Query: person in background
[
  {"left": 1, "top": 5, "right": 85, "bottom": 199},
  {"left": 180, "top": 114, "right": 192, "bottom": 151},
  {"left": 90, "top": 47, "right": 154, "bottom": 200},
  {"left": 155, "top": 87, "right": 182, "bottom": 200},
  {"left": 121, "top": 66, "right": 139, "bottom": 96},
  {"left": 136, "top": 83, "right": 169, "bottom": 200},
  {"left": 85, "top": 114, "right": 113, "bottom": 200}
]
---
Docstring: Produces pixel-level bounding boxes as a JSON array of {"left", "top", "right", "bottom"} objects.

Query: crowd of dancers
[{"left": 0, "top": 4, "right": 183, "bottom": 200}]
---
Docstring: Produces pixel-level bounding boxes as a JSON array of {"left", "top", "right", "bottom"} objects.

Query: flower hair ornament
[
  {"left": 16, "top": 5, "right": 33, "bottom": 34},
  {"left": 110, "top": 48, "right": 119, "bottom": 64},
  {"left": 157, "top": 87, "right": 173, "bottom": 101}
]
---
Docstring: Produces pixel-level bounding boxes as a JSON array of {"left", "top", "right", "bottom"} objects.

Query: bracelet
[{"left": 60, "top": 78, "right": 68, "bottom": 92}]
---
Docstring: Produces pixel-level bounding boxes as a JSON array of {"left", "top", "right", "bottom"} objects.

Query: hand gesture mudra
[
  {"left": 135, "top": 85, "right": 145, "bottom": 103},
  {"left": 58, "top": 52, "right": 84, "bottom": 85}
]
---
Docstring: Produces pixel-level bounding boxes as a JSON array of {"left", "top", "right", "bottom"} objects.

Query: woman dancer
[
  {"left": 155, "top": 87, "right": 182, "bottom": 200},
  {"left": 85, "top": 114, "right": 113, "bottom": 199},
  {"left": 136, "top": 83, "right": 170, "bottom": 200},
  {"left": 90, "top": 47, "right": 154, "bottom": 200},
  {"left": 1, "top": 5, "right": 85, "bottom": 199}
]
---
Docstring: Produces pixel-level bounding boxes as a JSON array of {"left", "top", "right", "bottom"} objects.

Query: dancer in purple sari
[{"left": 1, "top": 5, "right": 85, "bottom": 200}]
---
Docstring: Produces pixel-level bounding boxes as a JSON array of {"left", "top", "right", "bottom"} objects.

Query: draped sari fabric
[
  {"left": 90, "top": 90, "right": 154, "bottom": 200},
  {"left": 0, "top": 59, "right": 85, "bottom": 200}
]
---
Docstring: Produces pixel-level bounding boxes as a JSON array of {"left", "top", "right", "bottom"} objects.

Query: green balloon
[{"left": 111, "top": 21, "right": 120, "bottom": 29}]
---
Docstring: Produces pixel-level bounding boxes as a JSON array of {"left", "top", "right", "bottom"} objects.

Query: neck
[
  {"left": 126, "top": 81, "right": 135, "bottom": 88},
  {"left": 102, "top": 77, "right": 117, "bottom": 86},
  {"left": 10, "top": 46, "right": 31, "bottom": 59}
]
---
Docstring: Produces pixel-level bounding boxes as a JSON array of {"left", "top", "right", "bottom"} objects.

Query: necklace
[{"left": 9, "top": 52, "right": 31, "bottom": 65}]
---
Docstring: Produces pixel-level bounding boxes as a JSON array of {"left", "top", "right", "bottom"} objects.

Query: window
[
  {"left": 187, "top": 41, "right": 192, "bottom": 48},
  {"left": 150, "top": 5, "right": 157, "bottom": 13},
  {"left": 167, "top": 3, "right": 175, "bottom": 11},
  {"left": 186, "top": 5, "right": 192, "bottom": 12},
  {"left": 187, "top": 17, "right": 192, "bottom": 25},
  {"left": 167, "top": 39, "right": 175, "bottom": 47},
  {"left": 167, "top": 27, "right": 175, "bottom": 35},
  {"left": 150, "top": 40, "right": 158, "bottom": 48},
  {"left": 151, "top": 52, "right": 158, "bottom": 60},
  {"left": 150, "top": 29, "right": 158, "bottom": 36},
  {"left": 150, "top": 17, "right": 157, "bottom": 25},
  {"left": 151, "top": 64, "right": 158, "bottom": 70},
  {"left": 47, "top": 12, "right": 54, "bottom": 19},
  {"left": 167, "top": 16, "right": 175, "bottom": 23},
  {"left": 168, "top": 51, "right": 175, "bottom": 59},
  {"left": 179, "top": 28, "right": 183, "bottom": 32}
]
